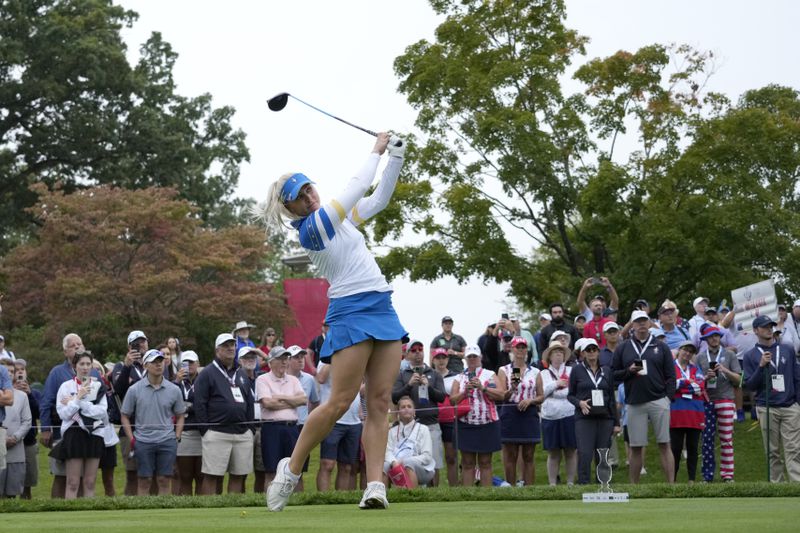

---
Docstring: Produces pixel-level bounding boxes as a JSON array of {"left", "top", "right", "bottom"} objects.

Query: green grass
[
  {"left": 25, "top": 416, "right": 772, "bottom": 501},
  {"left": 2, "top": 499, "right": 797, "bottom": 532}
]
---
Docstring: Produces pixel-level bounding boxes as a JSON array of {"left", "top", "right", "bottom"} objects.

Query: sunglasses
[
  {"left": 513, "top": 345, "right": 528, "bottom": 350},
  {"left": 266, "top": 333, "right": 276, "bottom": 337},
  {"left": 408, "top": 348, "right": 424, "bottom": 354},
  {"left": 584, "top": 346, "right": 599, "bottom": 353}
]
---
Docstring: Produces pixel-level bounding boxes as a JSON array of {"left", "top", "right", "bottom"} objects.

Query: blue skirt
[
  {"left": 541, "top": 416, "right": 577, "bottom": 450},
  {"left": 457, "top": 421, "right": 501, "bottom": 454},
  {"left": 320, "top": 290, "right": 407, "bottom": 363},
  {"left": 500, "top": 403, "right": 541, "bottom": 444}
]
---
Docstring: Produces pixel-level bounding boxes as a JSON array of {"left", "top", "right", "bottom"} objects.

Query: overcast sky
[{"left": 119, "top": 0, "right": 800, "bottom": 358}]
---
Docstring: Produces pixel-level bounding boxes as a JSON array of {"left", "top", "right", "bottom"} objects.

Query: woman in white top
[
  {"left": 258, "top": 133, "right": 406, "bottom": 510},
  {"left": 54, "top": 351, "right": 116, "bottom": 499},
  {"left": 450, "top": 345, "right": 506, "bottom": 486},
  {"left": 384, "top": 396, "right": 435, "bottom": 488},
  {"left": 535, "top": 340, "right": 577, "bottom": 485},
  {"left": 498, "top": 337, "right": 542, "bottom": 486}
]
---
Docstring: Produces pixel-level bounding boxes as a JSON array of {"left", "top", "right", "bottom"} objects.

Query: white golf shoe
[
  {"left": 266, "top": 457, "right": 298, "bottom": 512},
  {"left": 358, "top": 481, "right": 389, "bottom": 509}
]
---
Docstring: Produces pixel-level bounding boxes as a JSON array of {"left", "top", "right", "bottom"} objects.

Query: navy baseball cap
[{"left": 752, "top": 315, "right": 777, "bottom": 329}]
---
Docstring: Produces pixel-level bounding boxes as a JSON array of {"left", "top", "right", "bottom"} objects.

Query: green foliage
[
  {"left": 0, "top": 185, "right": 289, "bottom": 360},
  {"left": 379, "top": 0, "right": 800, "bottom": 315},
  {"left": 0, "top": 0, "right": 250, "bottom": 254}
]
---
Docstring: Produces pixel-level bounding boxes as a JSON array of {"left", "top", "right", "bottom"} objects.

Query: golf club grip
[{"left": 340, "top": 122, "right": 402, "bottom": 147}]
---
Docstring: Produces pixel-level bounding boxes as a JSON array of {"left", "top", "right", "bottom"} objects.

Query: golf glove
[{"left": 387, "top": 136, "right": 406, "bottom": 158}]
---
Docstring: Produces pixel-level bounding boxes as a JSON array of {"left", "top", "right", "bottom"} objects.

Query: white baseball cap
[
  {"left": 286, "top": 345, "right": 307, "bottom": 357},
  {"left": 127, "top": 330, "right": 147, "bottom": 345},
  {"left": 551, "top": 330, "right": 569, "bottom": 340},
  {"left": 631, "top": 310, "right": 650, "bottom": 322},
  {"left": 581, "top": 338, "right": 599, "bottom": 350},
  {"left": 215, "top": 333, "right": 235, "bottom": 347},
  {"left": 143, "top": 349, "right": 165, "bottom": 365},
  {"left": 603, "top": 321, "right": 620, "bottom": 333},
  {"left": 574, "top": 338, "right": 588, "bottom": 352},
  {"left": 539, "top": 313, "right": 552, "bottom": 321},
  {"left": 464, "top": 345, "right": 482, "bottom": 357},
  {"left": 181, "top": 350, "right": 200, "bottom": 363},
  {"left": 693, "top": 297, "right": 709, "bottom": 308}
]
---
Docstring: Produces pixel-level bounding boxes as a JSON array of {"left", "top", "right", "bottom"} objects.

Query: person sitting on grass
[{"left": 383, "top": 396, "right": 434, "bottom": 488}]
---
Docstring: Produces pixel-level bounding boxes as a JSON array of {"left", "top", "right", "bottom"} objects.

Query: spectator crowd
[{"left": 1, "top": 277, "right": 799, "bottom": 499}]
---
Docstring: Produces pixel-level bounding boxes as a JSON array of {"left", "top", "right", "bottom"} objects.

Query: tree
[
  {"left": 0, "top": 0, "right": 250, "bottom": 254},
  {"left": 0, "top": 185, "right": 290, "bottom": 363},
  {"left": 374, "top": 0, "right": 800, "bottom": 315}
]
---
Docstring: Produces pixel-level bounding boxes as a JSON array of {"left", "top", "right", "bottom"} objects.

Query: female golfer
[{"left": 258, "top": 132, "right": 405, "bottom": 511}]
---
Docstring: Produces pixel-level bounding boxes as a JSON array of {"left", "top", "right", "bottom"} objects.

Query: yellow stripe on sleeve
[
  {"left": 351, "top": 205, "right": 366, "bottom": 225},
  {"left": 330, "top": 199, "right": 346, "bottom": 222}
]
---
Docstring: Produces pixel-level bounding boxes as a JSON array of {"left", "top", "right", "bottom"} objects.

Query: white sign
[
  {"left": 731, "top": 280, "right": 777, "bottom": 332},
  {"left": 583, "top": 492, "right": 630, "bottom": 503}
]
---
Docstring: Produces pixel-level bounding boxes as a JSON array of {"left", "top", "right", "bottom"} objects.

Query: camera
[
  {"left": 129, "top": 340, "right": 142, "bottom": 353},
  {"left": 633, "top": 359, "right": 643, "bottom": 368},
  {"left": 709, "top": 361, "right": 718, "bottom": 369},
  {"left": 413, "top": 366, "right": 424, "bottom": 375}
]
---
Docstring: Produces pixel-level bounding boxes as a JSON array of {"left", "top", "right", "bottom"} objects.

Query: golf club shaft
[{"left": 289, "top": 95, "right": 401, "bottom": 147}]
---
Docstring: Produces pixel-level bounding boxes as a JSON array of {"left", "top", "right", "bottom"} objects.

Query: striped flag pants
[{"left": 701, "top": 399, "right": 736, "bottom": 481}]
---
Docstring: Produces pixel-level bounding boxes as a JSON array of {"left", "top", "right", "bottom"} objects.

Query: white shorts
[{"left": 201, "top": 430, "right": 254, "bottom": 476}]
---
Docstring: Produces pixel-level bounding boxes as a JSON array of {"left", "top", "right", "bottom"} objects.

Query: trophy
[{"left": 583, "top": 448, "right": 629, "bottom": 503}]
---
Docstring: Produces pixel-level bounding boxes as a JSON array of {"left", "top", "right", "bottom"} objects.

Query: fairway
[{"left": 4, "top": 498, "right": 795, "bottom": 532}]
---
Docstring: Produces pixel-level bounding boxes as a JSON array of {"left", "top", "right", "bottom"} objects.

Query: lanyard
[
  {"left": 631, "top": 335, "right": 653, "bottom": 358},
  {"left": 583, "top": 363, "right": 603, "bottom": 388},
  {"left": 213, "top": 361, "right": 238, "bottom": 387},
  {"left": 132, "top": 364, "right": 144, "bottom": 380},
  {"left": 676, "top": 362, "right": 692, "bottom": 382},
  {"left": 704, "top": 349, "right": 721, "bottom": 366},
  {"left": 757, "top": 346, "right": 781, "bottom": 371},
  {"left": 395, "top": 420, "right": 417, "bottom": 442},
  {"left": 548, "top": 365, "right": 567, "bottom": 381}
]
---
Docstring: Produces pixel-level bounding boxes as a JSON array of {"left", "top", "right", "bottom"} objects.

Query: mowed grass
[{"left": 4, "top": 499, "right": 797, "bottom": 532}]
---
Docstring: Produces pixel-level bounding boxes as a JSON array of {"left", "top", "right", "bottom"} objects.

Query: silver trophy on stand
[{"left": 583, "top": 448, "right": 629, "bottom": 503}]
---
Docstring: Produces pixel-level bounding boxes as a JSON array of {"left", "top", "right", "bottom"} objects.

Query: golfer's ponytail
[{"left": 251, "top": 173, "right": 299, "bottom": 231}]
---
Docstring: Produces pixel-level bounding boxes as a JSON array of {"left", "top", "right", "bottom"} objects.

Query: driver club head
[{"left": 267, "top": 92, "right": 290, "bottom": 112}]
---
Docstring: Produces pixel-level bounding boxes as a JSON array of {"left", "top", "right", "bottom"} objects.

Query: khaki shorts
[
  {"left": 253, "top": 429, "right": 264, "bottom": 472},
  {"left": 119, "top": 433, "right": 138, "bottom": 471},
  {"left": 177, "top": 430, "right": 202, "bottom": 457},
  {"left": 627, "top": 396, "right": 671, "bottom": 447},
  {"left": 24, "top": 443, "right": 39, "bottom": 487},
  {"left": 201, "top": 430, "right": 254, "bottom": 476},
  {"left": 427, "top": 423, "right": 444, "bottom": 470}
]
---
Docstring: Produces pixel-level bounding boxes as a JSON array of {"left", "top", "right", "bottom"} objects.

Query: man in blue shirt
[
  {"left": 743, "top": 315, "right": 800, "bottom": 482},
  {"left": 657, "top": 300, "right": 691, "bottom": 351}
]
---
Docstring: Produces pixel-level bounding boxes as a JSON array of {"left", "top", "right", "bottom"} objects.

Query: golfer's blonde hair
[{"left": 251, "top": 172, "right": 302, "bottom": 231}]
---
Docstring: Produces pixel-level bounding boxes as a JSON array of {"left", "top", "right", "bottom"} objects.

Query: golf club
[{"left": 267, "top": 92, "right": 402, "bottom": 147}]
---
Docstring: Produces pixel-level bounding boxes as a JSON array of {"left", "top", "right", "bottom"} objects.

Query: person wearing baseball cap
[
  {"left": 429, "top": 346, "right": 460, "bottom": 486},
  {"left": 449, "top": 344, "right": 504, "bottom": 487},
  {"left": 568, "top": 337, "right": 619, "bottom": 485},
  {"left": 285, "top": 345, "right": 320, "bottom": 491},
  {"left": 498, "top": 336, "right": 541, "bottom": 486},
  {"left": 670, "top": 340, "right": 704, "bottom": 484},
  {"left": 687, "top": 297, "right": 710, "bottom": 340},
  {"left": 657, "top": 300, "right": 691, "bottom": 351},
  {"left": 256, "top": 346, "right": 306, "bottom": 492},
  {"left": 600, "top": 322, "right": 621, "bottom": 367},
  {"left": 108, "top": 330, "right": 149, "bottom": 496},
  {"left": 120, "top": 349, "right": 186, "bottom": 496},
  {"left": 779, "top": 300, "right": 800, "bottom": 355},
  {"left": 694, "top": 325, "right": 740, "bottom": 482},
  {"left": 175, "top": 350, "right": 203, "bottom": 496},
  {"left": 743, "top": 314, "right": 800, "bottom": 482},
  {"left": 431, "top": 317, "right": 467, "bottom": 373},
  {"left": 193, "top": 333, "right": 256, "bottom": 495},
  {"left": 612, "top": 309, "right": 676, "bottom": 484}
]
